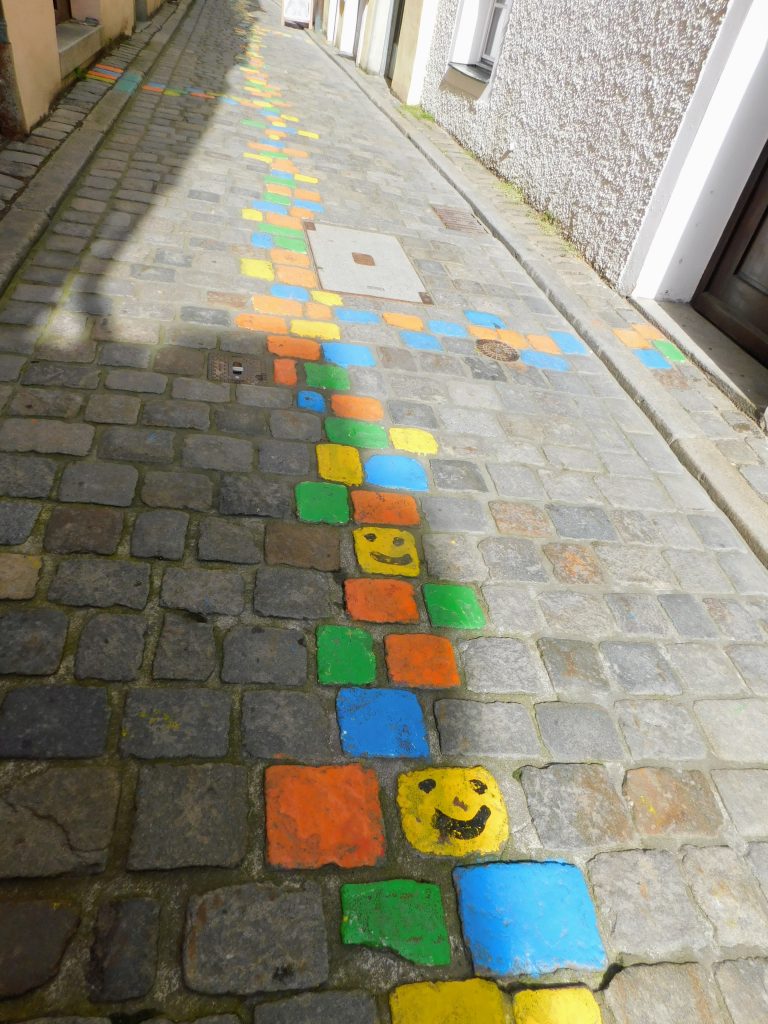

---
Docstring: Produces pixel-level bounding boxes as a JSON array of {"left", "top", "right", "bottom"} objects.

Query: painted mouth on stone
[
  {"left": 432, "top": 804, "right": 491, "bottom": 841},
  {"left": 371, "top": 553, "right": 414, "bottom": 566}
]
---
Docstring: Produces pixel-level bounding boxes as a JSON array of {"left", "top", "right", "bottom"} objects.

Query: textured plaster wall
[{"left": 421, "top": 0, "right": 730, "bottom": 285}]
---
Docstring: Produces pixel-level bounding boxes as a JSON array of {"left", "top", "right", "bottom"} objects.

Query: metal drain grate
[
  {"left": 476, "top": 338, "right": 519, "bottom": 362},
  {"left": 431, "top": 204, "right": 486, "bottom": 234},
  {"left": 208, "top": 352, "right": 264, "bottom": 384}
]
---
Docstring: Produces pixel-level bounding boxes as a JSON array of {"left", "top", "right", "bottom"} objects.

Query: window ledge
[{"left": 448, "top": 61, "right": 491, "bottom": 83}]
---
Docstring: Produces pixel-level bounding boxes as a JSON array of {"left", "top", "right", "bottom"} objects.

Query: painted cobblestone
[{"left": 0, "top": 0, "right": 767, "bottom": 1020}]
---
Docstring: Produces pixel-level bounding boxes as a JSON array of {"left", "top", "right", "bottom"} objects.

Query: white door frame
[{"left": 620, "top": 0, "right": 768, "bottom": 302}]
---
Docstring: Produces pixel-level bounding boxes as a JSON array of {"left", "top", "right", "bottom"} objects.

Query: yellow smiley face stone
[
  {"left": 353, "top": 527, "right": 420, "bottom": 578},
  {"left": 397, "top": 766, "right": 508, "bottom": 856}
]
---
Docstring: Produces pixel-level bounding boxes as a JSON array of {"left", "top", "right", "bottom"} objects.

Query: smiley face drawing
[
  {"left": 353, "top": 527, "right": 420, "bottom": 578},
  {"left": 397, "top": 767, "right": 509, "bottom": 856}
]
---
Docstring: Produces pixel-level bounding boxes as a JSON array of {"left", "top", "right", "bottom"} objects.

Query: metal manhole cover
[
  {"left": 308, "top": 224, "right": 427, "bottom": 302},
  {"left": 208, "top": 352, "right": 264, "bottom": 383},
  {"left": 431, "top": 204, "right": 486, "bottom": 234},
  {"left": 476, "top": 338, "right": 519, "bottom": 362}
]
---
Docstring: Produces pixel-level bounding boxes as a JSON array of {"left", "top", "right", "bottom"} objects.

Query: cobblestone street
[{"left": 2, "top": 1, "right": 768, "bottom": 1022}]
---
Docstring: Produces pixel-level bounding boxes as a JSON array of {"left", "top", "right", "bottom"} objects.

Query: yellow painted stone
[
  {"left": 282, "top": 114, "right": 300, "bottom": 122},
  {"left": 240, "top": 259, "right": 274, "bottom": 281},
  {"left": 298, "top": 129, "right": 320, "bottom": 139},
  {"left": 391, "top": 979, "right": 511, "bottom": 1024},
  {"left": 317, "top": 444, "right": 363, "bottom": 486},
  {"left": 389, "top": 427, "right": 438, "bottom": 455},
  {"left": 295, "top": 173, "right": 319, "bottom": 184},
  {"left": 512, "top": 988, "right": 602, "bottom": 1024},
  {"left": 241, "top": 209, "right": 263, "bottom": 221},
  {"left": 397, "top": 766, "right": 508, "bottom": 856},
  {"left": 244, "top": 152, "right": 273, "bottom": 163},
  {"left": 290, "top": 319, "right": 340, "bottom": 341},
  {"left": 353, "top": 526, "right": 420, "bottom": 578},
  {"left": 311, "top": 290, "right": 342, "bottom": 307}
]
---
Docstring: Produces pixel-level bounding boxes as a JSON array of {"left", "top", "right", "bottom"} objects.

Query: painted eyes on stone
[
  {"left": 363, "top": 531, "right": 405, "bottom": 547},
  {"left": 418, "top": 778, "right": 437, "bottom": 793},
  {"left": 470, "top": 779, "right": 487, "bottom": 794}
]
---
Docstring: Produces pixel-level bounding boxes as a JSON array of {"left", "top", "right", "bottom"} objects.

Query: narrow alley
[{"left": 1, "top": 1, "right": 768, "bottom": 1022}]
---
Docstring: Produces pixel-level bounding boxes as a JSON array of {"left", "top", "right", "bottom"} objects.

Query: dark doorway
[
  {"left": 53, "top": 0, "right": 72, "bottom": 24},
  {"left": 693, "top": 139, "right": 768, "bottom": 367},
  {"left": 385, "top": 0, "right": 404, "bottom": 82}
]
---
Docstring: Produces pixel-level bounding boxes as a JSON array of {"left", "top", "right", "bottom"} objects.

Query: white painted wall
[
  {"left": 404, "top": 0, "right": 439, "bottom": 104},
  {"left": 623, "top": 0, "right": 768, "bottom": 301}
]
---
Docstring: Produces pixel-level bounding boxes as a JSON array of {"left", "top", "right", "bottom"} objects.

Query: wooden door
[
  {"left": 53, "top": 0, "right": 72, "bottom": 24},
  {"left": 693, "top": 140, "right": 768, "bottom": 367}
]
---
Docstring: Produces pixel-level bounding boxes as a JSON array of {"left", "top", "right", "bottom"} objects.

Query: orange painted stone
[
  {"left": 613, "top": 327, "right": 652, "bottom": 349},
  {"left": 385, "top": 634, "right": 461, "bottom": 689},
  {"left": 277, "top": 266, "right": 318, "bottom": 288},
  {"left": 351, "top": 491, "right": 420, "bottom": 526},
  {"left": 304, "top": 302, "right": 332, "bottom": 320},
  {"left": 265, "top": 764, "right": 386, "bottom": 868},
  {"left": 273, "top": 358, "right": 297, "bottom": 385},
  {"left": 272, "top": 159, "right": 297, "bottom": 173},
  {"left": 468, "top": 325, "right": 500, "bottom": 339},
  {"left": 272, "top": 249, "right": 311, "bottom": 268},
  {"left": 267, "top": 335, "right": 321, "bottom": 360},
  {"left": 345, "top": 579, "right": 419, "bottom": 624},
  {"left": 331, "top": 395, "right": 385, "bottom": 422},
  {"left": 266, "top": 212, "right": 303, "bottom": 231},
  {"left": 527, "top": 333, "right": 561, "bottom": 354},
  {"left": 383, "top": 312, "right": 423, "bottom": 331},
  {"left": 236, "top": 313, "right": 288, "bottom": 334},
  {"left": 294, "top": 188, "right": 321, "bottom": 202},
  {"left": 497, "top": 329, "right": 528, "bottom": 348},
  {"left": 252, "top": 294, "right": 304, "bottom": 318}
]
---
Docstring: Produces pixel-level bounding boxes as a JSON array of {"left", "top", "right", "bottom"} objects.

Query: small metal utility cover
[
  {"left": 309, "top": 224, "right": 426, "bottom": 302},
  {"left": 208, "top": 352, "right": 264, "bottom": 384},
  {"left": 432, "top": 205, "right": 486, "bottom": 234},
  {"left": 476, "top": 338, "right": 519, "bottom": 362}
]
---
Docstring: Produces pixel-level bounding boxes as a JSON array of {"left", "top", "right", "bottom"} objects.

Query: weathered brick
[
  {"left": 160, "top": 567, "right": 243, "bottom": 616},
  {"left": 129, "top": 765, "right": 247, "bottom": 869},
  {"left": 45, "top": 506, "right": 123, "bottom": 554},
  {"left": 0, "top": 418, "right": 94, "bottom": 456},
  {"left": 153, "top": 615, "right": 217, "bottom": 681},
  {"left": 49, "top": 558, "right": 150, "bottom": 609},
  {"left": 222, "top": 625, "right": 307, "bottom": 685},
  {"left": 75, "top": 613, "right": 146, "bottom": 681},
  {"left": 59, "top": 462, "right": 138, "bottom": 506},
  {"left": 131, "top": 509, "right": 189, "bottom": 559}
]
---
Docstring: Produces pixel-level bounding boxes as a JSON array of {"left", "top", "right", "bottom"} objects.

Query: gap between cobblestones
[{"left": 308, "top": 30, "right": 768, "bottom": 571}]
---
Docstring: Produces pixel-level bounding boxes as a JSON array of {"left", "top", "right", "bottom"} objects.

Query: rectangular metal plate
[
  {"left": 431, "top": 204, "right": 486, "bottom": 234},
  {"left": 208, "top": 352, "right": 264, "bottom": 384},
  {"left": 308, "top": 224, "right": 427, "bottom": 303}
]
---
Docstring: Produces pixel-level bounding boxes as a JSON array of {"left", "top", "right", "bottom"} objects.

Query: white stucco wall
[{"left": 421, "top": 0, "right": 730, "bottom": 285}]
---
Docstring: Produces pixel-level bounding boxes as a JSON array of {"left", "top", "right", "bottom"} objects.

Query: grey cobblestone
[
  {"left": 153, "top": 615, "right": 217, "bottom": 682},
  {"left": 459, "top": 636, "right": 551, "bottom": 695},
  {"left": 198, "top": 517, "right": 262, "bottom": 563},
  {"left": 0, "top": 500, "right": 40, "bottom": 544},
  {"left": 132, "top": 509, "right": 189, "bottom": 559},
  {"left": 142, "top": 470, "right": 213, "bottom": 510},
  {"left": 242, "top": 691, "right": 340, "bottom": 762},
  {"left": 0, "top": 418, "right": 94, "bottom": 456},
  {"left": 75, "top": 614, "right": 146, "bottom": 681},
  {"left": 617, "top": 700, "right": 709, "bottom": 760},
  {"left": 45, "top": 506, "right": 124, "bottom": 554},
  {"left": 121, "top": 690, "right": 231, "bottom": 758},
  {"left": 87, "top": 899, "right": 160, "bottom": 1002},
  {"left": 86, "top": 393, "right": 142, "bottom": 424},
  {"left": 184, "top": 434, "right": 253, "bottom": 471},
  {"left": 59, "top": 462, "right": 138, "bottom": 506},
  {"left": 0, "top": 685, "right": 109, "bottom": 758},
  {"left": 49, "top": 558, "right": 150, "bottom": 609},
  {"left": 522, "top": 763, "right": 634, "bottom": 849},
  {"left": 0, "top": 608, "right": 68, "bottom": 675},
  {"left": 222, "top": 624, "right": 307, "bottom": 685},
  {"left": 536, "top": 702, "right": 624, "bottom": 761},
  {"left": 161, "top": 567, "right": 244, "bottom": 616}
]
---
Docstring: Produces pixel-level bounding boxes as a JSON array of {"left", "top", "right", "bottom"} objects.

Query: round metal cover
[{"left": 476, "top": 338, "right": 519, "bottom": 362}]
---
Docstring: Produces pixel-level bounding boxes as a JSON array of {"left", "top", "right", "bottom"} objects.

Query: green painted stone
[
  {"left": 262, "top": 223, "right": 304, "bottom": 239},
  {"left": 265, "top": 174, "right": 292, "bottom": 186},
  {"left": 654, "top": 339, "right": 686, "bottom": 363},
  {"left": 423, "top": 583, "right": 486, "bottom": 629},
  {"left": 317, "top": 625, "right": 375, "bottom": 686},
  {"left": 325, "top": 418, "right": 389, "bottom": 449},
  {"left": 296, "top": 481, "right": 349, "bottom": 524},
  {"left": 241, "top": 119, "right": 267, "bottom": 128},
  {"left": 341, "top": 880, "right": 451, "bottom": 965},
  {"left": 272, "top": 237, "right": 307, "bottom": 254},
  {"left": 305, "top": 364, "right": 351, "bottom": 391},
  {"left": 263, "top": 191, "right": 291, "bottom": 206}
]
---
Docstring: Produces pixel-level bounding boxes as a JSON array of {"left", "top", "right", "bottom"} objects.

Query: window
[{"left": 480, "top": 0, "right": 507, "bottom": 67}]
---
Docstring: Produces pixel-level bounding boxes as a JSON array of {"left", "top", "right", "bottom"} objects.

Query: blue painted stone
[
  {"left": 321, "top": 343, "right": 376, "bottom": 368},
  {"left": 259, "top": 138, "right": 285, "bottom": 148},
  {"left": 293, "top": 199, "right": 325, "bottom": 213},
  {"left": 270, "top": 171, "right": 295, "bottom": 180},
  {"left": 428, "top": 320, "right": 467, "bottom": 338},
  {"left": 336, "top": 309, "right": 381, "bottom": 325},
  {"left": 521, "top": 350, "right": 570, "bottom": 372},
  {"left": 337, "top": 688, "right": 429, "bottom": 758},
  {"left": 298, "top": 390, "right": 326, "bottom": 412},
  {"left": 465, "top": 310, "right": 506, "bottom": 329},
  {"left": 272, "top": 283, "right": 310, "bottom": 301},
  {"left": 550, "top": 331, "right": 590, "bottom": 355},
  {"left": 365, "top": 455, "right": 428, "bottom": 492},
  {"left": 635, "top": 348, "right": 671, "bottom": 370},
  {"left": 400, "top": 330, "right": 443, "bottom": 352},
  {"left": 252, "top": 200, "right": 288, "bottom": 214},
  {"left": 250, "top": 232, "right": 273, "bottom": 249},
  {"left": 454, "top": 861, "right": 607, "bottom": 978}
]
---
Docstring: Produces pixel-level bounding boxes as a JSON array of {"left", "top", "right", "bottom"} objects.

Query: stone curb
[
  {"left": 0, "top": 0, "right": 198, "bottom": 297},
  {"left": 308, "top": 32, "right": 768, "bottom": 567}
]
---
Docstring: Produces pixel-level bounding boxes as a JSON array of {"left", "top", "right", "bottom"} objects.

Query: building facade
[
  {"left": 317, "top": 0, "right": 768, "bottom": 366},
  {"left": 0, "top": 0, "right": 162, "bottom": 137}
]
